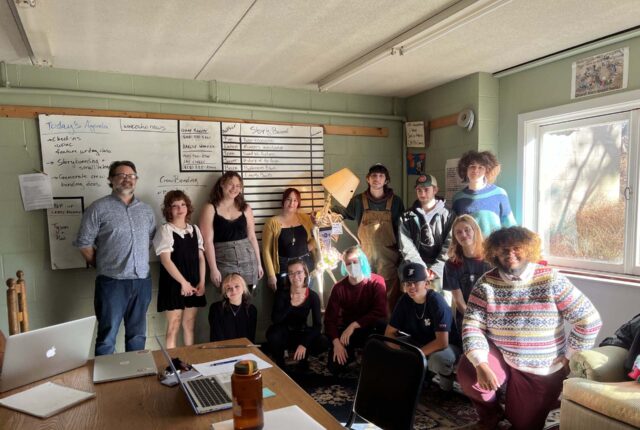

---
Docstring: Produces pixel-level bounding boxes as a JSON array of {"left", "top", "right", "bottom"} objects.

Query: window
[{"left": 520, "top": 89, "right": 640, "bottom": 276}]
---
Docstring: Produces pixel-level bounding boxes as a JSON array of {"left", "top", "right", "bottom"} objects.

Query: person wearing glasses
[
  {"left": 265, "top": 259, "right": 327, "bottom": 370},
  {"left": 74, "top": 160, "right": 156, "bottom": 356},
  {"left": 458, "top": 227, "right": 601, "bottom": 430},
  {"left": 385, "top": 262, "right": 461, "bottom": 395},
  {"left": 324, "top": 246, "right": 388, "bottom": 374}
]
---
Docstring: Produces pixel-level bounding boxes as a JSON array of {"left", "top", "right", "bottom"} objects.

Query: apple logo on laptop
[{"left": 46, "top": 346, "right": 56, "bottom": 358}]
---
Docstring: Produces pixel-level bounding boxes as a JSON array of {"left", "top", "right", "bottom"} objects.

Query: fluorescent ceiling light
[{"left": 317, "top": 0, "right": 512, "bottom": 92}]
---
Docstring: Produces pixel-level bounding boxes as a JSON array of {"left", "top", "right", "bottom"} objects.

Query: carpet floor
[{"left": 285, "top": 352, "right": 560, "bottom": 430}]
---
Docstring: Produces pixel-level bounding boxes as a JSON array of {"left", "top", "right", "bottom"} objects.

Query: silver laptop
[
  {"left": 93, "top": 349, "right": 157, "bottom": 383},
  {"left": 0, "top": 316, "right": 96, "bottom": 393},
  {"left": 155, "top": 336, "right": 232, "bottom": 414}
]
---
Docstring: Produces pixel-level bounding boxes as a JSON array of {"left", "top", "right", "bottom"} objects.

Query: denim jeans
[{"left": 94, "top": 275, "right": 152, "bottom": 356}]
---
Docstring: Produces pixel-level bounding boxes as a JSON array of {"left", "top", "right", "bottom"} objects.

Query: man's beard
[{"left": 496, "top": 260, "right": 528, "bottom": 277}]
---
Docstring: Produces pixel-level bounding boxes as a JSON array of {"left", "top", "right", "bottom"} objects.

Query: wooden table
[{"left": 0, "top": 339, "right": 344, "bottom": 429}]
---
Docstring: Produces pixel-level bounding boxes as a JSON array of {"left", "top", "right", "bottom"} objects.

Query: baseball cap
[
  {"left": 401, "top": 262, "right": 427, "bottom": 283},
  {"left": 415, "top": 174, "right": 437, "bottom": 188}
]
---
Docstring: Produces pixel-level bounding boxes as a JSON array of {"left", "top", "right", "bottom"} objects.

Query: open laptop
[
  {"left": 93, "top": 349, "right": 157, "bottom": 383},
  {"left": 0, "top": 316, "right": 96, "bottom": 393},
  {"left": 155, "top": 336, "right": 232, "bottom": 414}
]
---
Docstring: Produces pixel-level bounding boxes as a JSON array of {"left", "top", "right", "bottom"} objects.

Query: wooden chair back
[{"left": 6, "top": 270, "right": 29, "bottom": 335}]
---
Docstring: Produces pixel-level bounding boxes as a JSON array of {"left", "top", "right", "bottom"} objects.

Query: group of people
[{"left": 74, "top": 150, "right": 603, "bottom": 430}]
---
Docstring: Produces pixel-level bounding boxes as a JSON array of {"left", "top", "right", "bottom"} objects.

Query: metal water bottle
[{"left": 231, "top": 359, "right": 264, "bottom": 430}]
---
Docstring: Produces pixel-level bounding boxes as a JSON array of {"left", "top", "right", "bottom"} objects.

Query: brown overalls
[{"left": 358, "top": 194, "right": 401, "bottom": 311}]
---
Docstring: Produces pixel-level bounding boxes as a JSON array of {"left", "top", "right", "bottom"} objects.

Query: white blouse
[{"left": 153, "top": 223, "right": 204, "bottom": 255}]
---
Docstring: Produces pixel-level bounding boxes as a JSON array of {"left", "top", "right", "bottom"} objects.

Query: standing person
[
  {"left": 457, "top": 227, "right": 602, "bottom": 430},
  {"left": 385, "top": 262, "right": 461, "bottom": 394},
  {"left": 74, "top": 160, "right": 156, "bottom": 356},
  {"left": 266, "top": 259, "right": 328, "bottom": 369},
  {"left": 334, "top": 163, "right": 405, "bottom": 310},
  {"left": 199, "top": 171, "right": 263, "bottom": 290},
  {"left": 398, "top": 174, "right": 452, "bottom": 289},
  {"left": 324, "top": 246, "right": 388, "bottom": 374},
  {"left": 262, "top": 188, "right": 316, "bottom": 291},
  {"left": 443, "top": 215, "right": 491, "bottom": 329},
  {"left": 208, "top": 273, "right": 257, "bottom": 343},
  {"left": 153, "top": 190, "right": 206, "bottom": 349},
  {"left": 452, "top": 150, "right": 516, "bottom": 238}
]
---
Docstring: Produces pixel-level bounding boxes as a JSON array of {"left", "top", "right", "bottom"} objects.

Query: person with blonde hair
[
  {"left": 208, "top": 273, "right": 257, "bottom": 343},
  {"left": 452, "top": 150, "right": 516, "bottom": 238},
  {"left": 457, "top": 226, "right": 601, "bottom": 430},
  {"left": 443, "top": 215, "right": 491, "bottom": 329}
]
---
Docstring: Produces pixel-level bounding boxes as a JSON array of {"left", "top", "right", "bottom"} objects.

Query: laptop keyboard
[{"left": 186, "top": 377, "right": 231, "bottom": 408}]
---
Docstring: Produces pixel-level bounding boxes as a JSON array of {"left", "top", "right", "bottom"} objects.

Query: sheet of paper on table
[
  {"left": 211, "top": 405, "right": 324, "bottom": 430},
  {"left": 192, "top": 353, "right": 272, "bottom": 377}
]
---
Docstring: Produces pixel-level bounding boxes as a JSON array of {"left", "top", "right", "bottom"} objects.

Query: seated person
[
  {"left": 442, "top": 215, "right": 491, "bottom": 329},
  {"left": 324, "top": 246, "right": 387, "bottom": 374},
  {"left": 457, "top": 227, "right": 602, "bottom": 430},
  {"left": 599, "top": 312, "right": 640, "bottom": 374},
  {"left": 385, "top": 262, "right": 461, "bottom": 393},
  {"left": 208, "top": 273, "right": 257, "bottom": 343},
  {"left": 266, "top": 259, "right": 328, "bottom": 369}
]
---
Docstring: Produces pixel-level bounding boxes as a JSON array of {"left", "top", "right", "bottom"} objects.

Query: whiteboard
[{"left": 39, "top": 114, "right": 324, "bottom": 270}]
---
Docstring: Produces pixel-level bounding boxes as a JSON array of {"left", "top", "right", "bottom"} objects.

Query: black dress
[
  {"left": 208, "top": 301, "right": 257, "bottom": 343},
  {"left": 157, "top": 227, "right": 206, "bottom": 312}
]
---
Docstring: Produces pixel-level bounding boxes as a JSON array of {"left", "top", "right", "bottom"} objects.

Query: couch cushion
[{"left": 563, "top": 378, "right": 640, "bottom": 428}]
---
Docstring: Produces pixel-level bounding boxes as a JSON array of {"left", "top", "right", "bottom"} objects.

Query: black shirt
[
  {"left": 271, "top": 288, "right": 322, "bottom": 348},
  {"left": 208, "top": 300, "right": 257, "bottom": 342}
]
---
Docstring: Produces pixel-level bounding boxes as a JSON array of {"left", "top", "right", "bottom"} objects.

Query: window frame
[{"left": 518, "top": 88, "right": 640, "bottom": 276}]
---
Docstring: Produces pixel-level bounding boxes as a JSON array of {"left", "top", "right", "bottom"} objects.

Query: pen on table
[
  {"left": 210, "top": 358, "right": 239, "bottom": 367},
  {"left": 199, "top": 344, "right": 260, "bottom": 349}
]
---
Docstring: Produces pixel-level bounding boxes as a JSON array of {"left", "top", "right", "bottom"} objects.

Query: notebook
[
  {"left": 0, "top": 316, "right": 96, "bottom": 393},
  {"left": 0, "top": 381, "right": 95, "bottom": 418},
  {"left": 156, "top": 336, "right": 233, "bottom": 414},
  {"left": 93, "top": 349, "right": 157, "bottom": 383},
  {"left": 211, "top": 405, "right": 324, "bottom": 429}
]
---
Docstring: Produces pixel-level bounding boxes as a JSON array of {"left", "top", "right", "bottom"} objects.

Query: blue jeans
[
  {"left": 426, "top": 344, "right": 462, "bottom": 391},
  {"left": 94, "top": 275, "right": 152, "bottom": 356}
]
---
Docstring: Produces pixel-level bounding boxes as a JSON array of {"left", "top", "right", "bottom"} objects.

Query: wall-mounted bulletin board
[{"left": 39, "top": 114, "right": 324, "bottom": 269}]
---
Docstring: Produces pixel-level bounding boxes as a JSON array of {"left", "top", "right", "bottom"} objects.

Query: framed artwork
[{"left": 572, "top": 47, "right": 628, "bottom": 99}]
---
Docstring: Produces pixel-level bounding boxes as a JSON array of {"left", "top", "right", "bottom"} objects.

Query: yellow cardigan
[{"left": 262, "top": 213, "right": 316, "bottom": 278}]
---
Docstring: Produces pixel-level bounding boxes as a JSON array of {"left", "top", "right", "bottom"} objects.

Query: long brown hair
[
  {"left": 447, "top": 215, "right": 484, "bottom": 264},
  {"left": 208, "top": 171, "right": 248, "bottom": 211}
]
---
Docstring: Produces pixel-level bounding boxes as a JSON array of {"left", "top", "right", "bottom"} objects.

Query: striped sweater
[
  {"left": 451, "top": 184, "right": 516, "bottom": 238},
  {"left": 463, "top": 264, "right": 602, "bottom": 375}
]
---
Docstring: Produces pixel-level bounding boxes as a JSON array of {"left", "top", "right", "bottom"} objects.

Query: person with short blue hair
[{"left": 323, "top": 246, "right": 387, "bottom": 374}]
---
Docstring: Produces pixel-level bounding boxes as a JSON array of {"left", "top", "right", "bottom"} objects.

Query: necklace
[
  {"left": 415, "top": 301, "right": 426, "bottom": 319},
  {"left": 230, "top": 303, "right": 241, "bottom": 317}
]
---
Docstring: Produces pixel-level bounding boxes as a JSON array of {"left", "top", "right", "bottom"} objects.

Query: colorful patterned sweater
[
  {"left": 462, "top": 264, "right": 602, "bottom": 375},
  {"left": 451, "top": 184, "right": 516, "bottom": 238}
]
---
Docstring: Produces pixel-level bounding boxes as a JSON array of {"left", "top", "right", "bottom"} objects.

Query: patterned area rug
[{"left": 286, "top": 353, "right": 561, "bottom": 429}]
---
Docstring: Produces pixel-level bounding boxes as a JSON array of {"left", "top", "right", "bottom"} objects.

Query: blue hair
[{"left": 339, "top": 247, "right": 372, "bottom": 279}]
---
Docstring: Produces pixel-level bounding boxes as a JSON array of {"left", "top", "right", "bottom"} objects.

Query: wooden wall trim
[{"left": 0, "top": 105, "right": 389, "bottom": 137}]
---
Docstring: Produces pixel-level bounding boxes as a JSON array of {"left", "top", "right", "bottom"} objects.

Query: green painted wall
[
  {"left": 0, "top": 64, "right": 405, "bottom": 349},
  {"left": 404, "top": 72, "right": 499, "bottom": 203},
  {"left": 498, "top": 36, "right": 640, "bottom": 222}
]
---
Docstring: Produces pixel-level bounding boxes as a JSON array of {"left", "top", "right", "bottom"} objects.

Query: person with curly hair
[
  {"left": 153, "top": 190, "right": 206, "bottom": 348},
  {"left": 452, "top": 150, "right": 516, "bottom": 238},
  {"left": 457, "top": 226, "right": 602, "bottom": 430},
  {"left": 199, "top": 171, "right": 263, "bottom": 290}
]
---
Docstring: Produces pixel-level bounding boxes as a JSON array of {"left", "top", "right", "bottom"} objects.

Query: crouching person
[{"left": 385, "top": 262, "right": 461, "bottom": 394}]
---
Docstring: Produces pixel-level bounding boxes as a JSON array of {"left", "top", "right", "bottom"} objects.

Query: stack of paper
[{"left": 0, "top": 382, "right": 95, "bottom": 418}]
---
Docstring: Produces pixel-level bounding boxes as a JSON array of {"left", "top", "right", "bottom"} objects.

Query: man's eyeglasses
[
  {"left": 112, "top": 173, "right": 138, "bottom": 180},
  {"left": 288, "top": 270, "right": 305, "bottom": 278}
]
